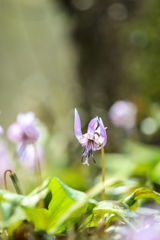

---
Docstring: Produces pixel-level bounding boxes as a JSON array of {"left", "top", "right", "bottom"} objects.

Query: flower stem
[
  {"left": 33, "top": 144, "right": 42, "bottom": 187},
  {"left": 4, "top": 169, "right": 11, "bottom": 191},
  {"left": 101, "top": 147, "right": 105, "bottom": 223},
  {"left": 33, "top": 144, "right": 44, "bottom": 208},
  {"left": 4, "top": 169, "right": 24, "bottom": 195}
]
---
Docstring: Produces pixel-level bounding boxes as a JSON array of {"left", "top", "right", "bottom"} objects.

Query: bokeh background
[{"left": 1, "top": 0, "right": 160, "bottom": 201}]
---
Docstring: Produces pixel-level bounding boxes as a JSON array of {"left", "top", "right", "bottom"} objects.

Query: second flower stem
[
  {"left": 34, "top": 144, "right": 42, "bottom": 188},
  {"left": 34, "top": 144, "right": 44, "bottom": 208},
  {"left": 101, "top": 147, "right": 105, "bottom": 222}
]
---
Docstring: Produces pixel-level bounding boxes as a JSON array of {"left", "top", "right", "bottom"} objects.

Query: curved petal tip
[
  {"left": 74, "top": 108, "right": 82, "bottom": 140},
  {"left": 98, "top": 118, "right": 107, "bottom": 147}
]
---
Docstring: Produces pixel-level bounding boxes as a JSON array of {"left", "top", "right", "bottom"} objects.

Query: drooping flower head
[
  {"left": 109, "top": 100, "right": 137, "bottom": 130},
  {"left": 74, "top": 108, "right": 107, "bottom": 166},
  {"left": 7, "top": 112, "right": 39, "bottom": 146}
]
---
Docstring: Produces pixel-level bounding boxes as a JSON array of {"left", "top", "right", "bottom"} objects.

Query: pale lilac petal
[
  {"left": 97, "top": 136, "right": 105, "bottom": 145},
  {"left": 0, "top": 126, "right": 4, "bottom": 136},
  {"left": 8, "top": 112, "right": 39, "bottom": 145},
  {"left": 17, "top": 112, "right": 35, "bottom": 127},
  {"left": 78, "top": 135, "right": 88, "bottom": 147},
  {"left": 74, "top": 109, "right": 82, "bottom": 140},
  {"left": 92, "top": 141, "right": 101, "bottom": 151},
  {"left": 87, "top": 117, "right": 98, "bottom": 138},
  {"left": 7, "top": 123, "right": 23, "bottom": 143},
  {"left": 98, "top": 118, "right": 107, "bottom": 147},
  {"left": 93, "top": 118, "right": 107, "bottom": 148},
  {"left": 23, "top": 125, "right": 39, "bottom": 144},
  {"left": 17, "top": 144, "right": 26, "bottom": 158},
  {"left": 94, "top": 126, "right": 100, "bottom": 141}
]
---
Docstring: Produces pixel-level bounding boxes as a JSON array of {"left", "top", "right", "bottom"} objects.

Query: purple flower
[
  {"left": 0, "top": 126, "right": 3, "bottom": 136},
  {"left": 109, "top": 100, "right": 137, "bottom": 130},
  {"left": 7, "top": 112, "right": 39, "bottom": 146},
  {"left": 74, "top": 109, "right": 107, "bottom": 166}
]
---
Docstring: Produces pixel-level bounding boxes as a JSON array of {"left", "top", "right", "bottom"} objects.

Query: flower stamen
[
  {"left": 90, "top": 149, "right": 96, "bottom": 163},
  {"left": 82, "top": 148, "right": 86, "bottom": 154},
  {"left": 81, "top": 155, "right": 84, "bottom": 162}
]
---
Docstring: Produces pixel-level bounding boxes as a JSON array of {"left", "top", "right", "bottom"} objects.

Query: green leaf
[
  {"left": 0, "top": 188, "right": 49, "bottom": 208},
  {"left": 134, "top": 188, "right": 160, "bottom": 203},
  {"left": 0, "top": 206, "right": 26, "bottom": 230},
  {"left": 25, "top": 177, "right": 97, "bottom": 233},
  {"left": 24, "top": 208, "right": 49, "bottom": 231},
  {"left": 0, "top": 177, "right": 127, "bottom": 234},
  {"left": 0, "top": 182, "right": 49, "bottom": 231},
  {"left": 93, "top": 200, "right": 139, "bottom": 230},
  {"left": 48, "top": 178, "right": 124, "bottom": 234},
  {"left": 21, "top": 188, "right": 49, "bottom": 208},
  {"left": 48, "top": 178, "right": 97, "bottom": 231},
  {"left": 124, "top": 187, "right": 160, "bottom": 208},
  {"left": 1, "top": 202, "right": 17, "bottom": 221},
  {"left": 0, "top": 190, "right": 24, "bottom": 204},
  {"left": 79, "top": 213, "right": 102, "bottom": 229}
]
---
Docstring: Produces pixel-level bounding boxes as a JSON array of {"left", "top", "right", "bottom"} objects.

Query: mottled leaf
[{"left": 124, "top": 187, "right": 160, "bottom": 210}]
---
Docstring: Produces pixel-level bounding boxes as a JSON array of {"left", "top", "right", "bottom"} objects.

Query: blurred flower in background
[
  {"left": 128, "top": 225, "right": 160, "bottom": 240},
  {"left": 0, "top": 140, "right": 14, "bottom": 183},
  {"left": 17, "top": 144, "right": 44, "bottom": 171},
  {"left": 7, "top": 112, "right": 39, "bottom": 148},
  {"left": 109, "top": 101, "right": 137, "bottom": 130}
]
